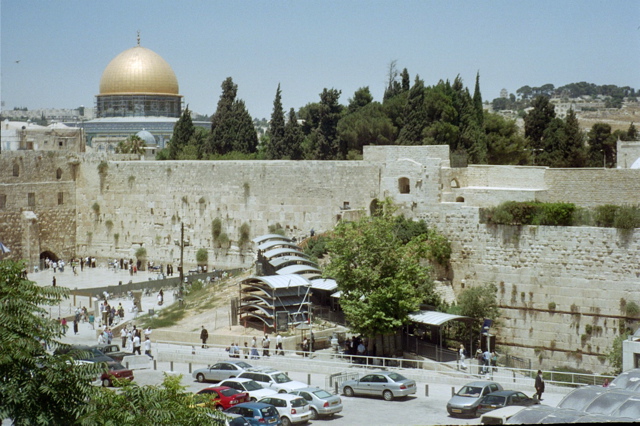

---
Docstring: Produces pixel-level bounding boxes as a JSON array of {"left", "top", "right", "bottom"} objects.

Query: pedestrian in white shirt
[{"left": 144, "top": 337, "right": 153, "bottom": 359}]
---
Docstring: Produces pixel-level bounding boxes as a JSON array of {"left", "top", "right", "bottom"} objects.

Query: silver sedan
[
  {"left": 192, "top": 360, "right": 253, "bottom": 383},
  {"left": 340, "top": 371, "right": 417, "bottom": 401},
  {"left": 290, "top": 386, "right": 343, "bottom": 419}
]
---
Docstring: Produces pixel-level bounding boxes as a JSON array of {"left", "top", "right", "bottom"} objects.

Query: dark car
[
  {"left": 101, "top": 362, "right": 134, "bottom": 387},
  {"left": 93, "top": 344, "right": 129, "bottom": 362},
  {"left": 54, "top": 344, "right": 115, "bottom": 364},
  {"left": 224, "top": 402, "right": 281, "bottom": 426},
  {"left": 447, "top": 381, "right": 504, "bottom": 417},
  {"left": 477, "top": 390, "right": 539, "bottom": 415}
]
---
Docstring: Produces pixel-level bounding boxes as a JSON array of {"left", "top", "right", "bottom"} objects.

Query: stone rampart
[{"left": 421, "top": 203, "right": 639, "bottom": 373}]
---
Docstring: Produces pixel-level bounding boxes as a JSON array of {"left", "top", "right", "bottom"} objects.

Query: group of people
[
  {"left": 221, "top": 334, "right": 285, "bottom": 359},
  {"left": 343, "top": 335, "right": 367, "bottom": 363},
  {"left": 119, "top": 325, "right": 153, "bottom": 359},
  {"left": 457, "top": 344, "right": 498, "bottom": 374},
  {"left": 99, "top": 301, "right": 125, "bottom": 327}
]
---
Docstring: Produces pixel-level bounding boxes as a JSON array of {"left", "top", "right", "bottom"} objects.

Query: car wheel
[
  {"left": 309, "top": 407, "right": 318, "bottom": 420},
  {"left": 383, "top": 390, "right": 394, "bottom": 401},
  {"left": 216, "top": 405, "right": 224, "bottom": 411},
  {"left": 250, "top": 397, "right": 257, "bottom": 402},
  {"left": 281, "top": 417, "right": 291, "bottom": 426},
  {"left": 196, "top": 373, "right": 205, "bottom": 383},
  {"left": 343, "top": 386, "right": 354, "bottom": 397},
  {"left": 278, "top": 389, "right": 287, "bottom": 394},
  {"left": 102, "top": 378, "right": 111, "bottom": 387}
]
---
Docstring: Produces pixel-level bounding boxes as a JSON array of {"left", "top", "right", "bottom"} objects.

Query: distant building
[
  {"left": 1, "top": 119, "right": 85, "bottom": 153},
  {"left": 500, "top": 88, "right": 508, "bottom": 99}
]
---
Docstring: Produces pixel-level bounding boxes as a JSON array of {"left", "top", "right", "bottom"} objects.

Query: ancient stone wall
[
  {"left": 421, "top": 203, "right": 639, "bottom": 373},
  {"left": 74, "top": 159, "right": 382, "bottom": 270}
]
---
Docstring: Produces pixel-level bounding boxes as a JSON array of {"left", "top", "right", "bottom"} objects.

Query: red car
[
  {"left": 101, "top": 362, "right": 134, "bottom": 387},
  {"left": 196, "top": 385, "right": 250, "bottom": 411}
]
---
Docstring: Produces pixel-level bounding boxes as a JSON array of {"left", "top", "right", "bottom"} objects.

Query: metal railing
[{"left": 152, "top": 340, "right": 614, "bottom": 392}]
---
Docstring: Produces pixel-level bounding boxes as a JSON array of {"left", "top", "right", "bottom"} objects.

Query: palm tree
[{"left": 116, "top": 135, "right": 146, "bottom": 155}]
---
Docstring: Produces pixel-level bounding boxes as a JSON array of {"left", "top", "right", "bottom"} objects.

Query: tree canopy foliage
[{"left": 324, "top": 201, "right": 448, "bottom": 341}]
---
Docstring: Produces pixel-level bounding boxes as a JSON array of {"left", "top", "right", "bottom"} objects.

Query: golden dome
[{"left": 99, "top": 46, "right": 179, "bottom": 95}]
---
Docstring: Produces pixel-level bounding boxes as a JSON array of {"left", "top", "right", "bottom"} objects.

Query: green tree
[
  {"left": 449, "top": 283, "right": 501, "bottom": 325},
  {"left": 306, "top": 88, "right": 343, "bottom": 159},
  {"left": 80, "top": 374, "right": 224, "bottom": 425},
  {"left": 169, "top": 106, "right": 195, "bottom": 159},
  {"left": 265, "top": 84, "right": 286, "bottom": 159},
  {"left": 400, "top": 68, "right": 410, "bottom": 92},
  {"left": 207, "top": 77, "right": 257, "bottom": 156},
  {"left": 324, "top": 201, "right": 444, "bottom": 356},
  {"left": 383, "top": 60, "right": 402, "bottom": 101},
  {"left": 337, "top": 102, "right": 397, "bottom": 156},
  {"left": 627, "top": 123, "right": 637, "bottom": 141},
  {"left": 116, "top": 134, "right": 146, "bottom": 155},
  {"left": 484, "top": 113, "right": 529, "bottom": 165},
  {"left": 0, "top": 260, "right": 104, "bottom": 424},
  {"left": 347, "top": 87, "right": 373, "bottom": 114},
  {"left": 396, "top": 75, "right": 427, "bottom": 145},
  {"left": 524, "top": 96, "right": 556, "bottom": 150},
  {"left": 607, "top": 332, "right": 630, "bottom": 375},
  {"left": 282, "top": 108, "right": 304, "bottom": 160},
  {"left": 472, "top": 71, "right": 484, "bottom": 126},
  {"left": 561, "top": 109, "right": 587, "bottom": 167},
  {"left": 587, "top": 123, "right": 616, "bottom": 167}
]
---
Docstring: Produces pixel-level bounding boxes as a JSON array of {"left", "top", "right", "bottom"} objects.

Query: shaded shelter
[{"left": 405, "top": 310, "right": 474, "bottom": 362}]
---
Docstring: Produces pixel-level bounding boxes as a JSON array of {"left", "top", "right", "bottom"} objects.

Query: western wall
[{"left": 1, "top": 145, "right": 639, "bottom": 373}]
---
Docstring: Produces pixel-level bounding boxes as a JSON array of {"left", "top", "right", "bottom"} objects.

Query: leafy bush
[
  {"left": 135, "top": 247, "right": 147, "bottom": 259},
  {"left": 532, "top": 203, "right": 575, "bottom": 226},
  {"left": 267, "top": 223, "right": 286, "bottom": 236},
  {"left": 217, "top": 233, "right": 230, "bottom": 249},
  {"left": 211, "top": 218, "right": 222, "bottom": 240},
  {"left": 238, "top": 222, "right": 251, "bottom": 247},
  {"left": 196, "top": 248, "right": 208, "bottom": 264},
  {"left": 548, "top": 302, "right": 556, "bottom": 311},
  {"left": 304, "top": 235, "right": 329, "bottom": 260},
  {"left": 97, "top": 161, "right": 108, "bottom": 175},
  {"left": 614, "top": 205, "right": 640, "bottom": 230},
  {"left": 626, "top": 301, "right": 640, "bottom": 317},
  {"left": 594, "top": 205, "right": 618, "bottom": 227}
]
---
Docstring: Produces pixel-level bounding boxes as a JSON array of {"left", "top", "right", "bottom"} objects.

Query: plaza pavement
[{"left": 25, "top": 265, "right": 572, "bottom": 425}]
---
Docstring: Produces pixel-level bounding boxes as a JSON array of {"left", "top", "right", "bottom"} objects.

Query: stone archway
[{"left": 370, "top": 199, "right": 382, "bottom": 216}]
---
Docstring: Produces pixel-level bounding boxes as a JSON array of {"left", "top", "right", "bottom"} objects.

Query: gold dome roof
[{"left": 99, "top": 46, "right": 179, "bottom": 95}]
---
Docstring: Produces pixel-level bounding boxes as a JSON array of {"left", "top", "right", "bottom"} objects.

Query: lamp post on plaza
[{"left": 175, "top": 222, "right": 190, "bottom": 301}]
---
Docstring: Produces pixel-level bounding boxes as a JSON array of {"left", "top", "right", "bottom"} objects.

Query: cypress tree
[
  {"left": 265, "top": 84, "right": 285, "bottom": 159},
  {"left": 397, "top": 76, "right": 426, "bottom": 145},
  {"left": 472, "top": 71, "right": 484, "bottom": 126},
  {"left": 208, "top": 77, "right": 238, "bottom": 155},
  {"left": 282, "top": 108, "right": 304, "bottom": 159},
  {"left": 169, "top": 106, "right": 195, "bottom": 159}
]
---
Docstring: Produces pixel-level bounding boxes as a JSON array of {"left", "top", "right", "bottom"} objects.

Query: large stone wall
[
  {"left": 2, "top": 146, "right": 639, "bottom": 373},
  {"left": 421, "top": 203, "right": 640, "bottom": 373}
]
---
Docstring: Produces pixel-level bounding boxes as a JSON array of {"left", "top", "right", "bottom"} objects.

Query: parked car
[
  {"left": 218, "top": 378, "right": 278, "bottom": 401},
  {"left": 101, "top": 362, "right": 134, "bottom": 387},
  {"left": 446, "top": 380, "right": 504, "bottom": 417},
  {"left": 238, "top": 369, "right": 307, "bottom": 393},
  {"left": 476, "top": 390, "right": 540, "bottom": 416},
  {"left": 54, "top": 344, "right": 115, "bottom": 364},
  {"left": 224, "top": 402, "right": 281, "bottom": 426},
  {"left": 220, "top": 413, "right": 251, "bottom": 426},
  {"left": 196, "top": 385, "right": 250, "bottom": 411},
  {"left": 480, "top": 405, "right": 526, "bottom": 425},
  {"left": 258, "top": 394, "right": 310, "bottom": 426},
  {"left": 340, "top": 370, "right": 416, "bottom": 401},
  {"left": 193, "top": 361, "right": 253, "bottom": 383},
  {"left": 92, "top": 344, "right": 129, "bottom": 362},
  {"left": 289, "top": 386, "right": 343, "bottom": 419}
]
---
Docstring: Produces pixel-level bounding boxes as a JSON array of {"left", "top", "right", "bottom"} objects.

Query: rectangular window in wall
[
  {"left": 28, "top": 192, "right": 35, "bottom": 207},
  {"left": 58, "top": 192, "right": 64, "bottom": 205},
  {"left": 0, "top": 194, "right": 6, "bottom": 209}
]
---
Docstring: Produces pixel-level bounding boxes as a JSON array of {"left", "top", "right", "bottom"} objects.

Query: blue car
[{"left": 225, "top": 402, "right": 281, "bottom": 426}]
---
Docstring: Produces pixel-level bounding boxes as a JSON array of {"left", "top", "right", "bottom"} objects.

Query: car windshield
[
  {"left": 386, "top": 372, "right": 407, "bottom": 382},
  {"left": 290, "top": 397, "right": 306, "bottom": 408},
  {"left": 108, "top": 363, "right": 125, "bottom": 371},
  {"left": 90, "top": 348, "right": 104, "bottom": 356},
  {"left": 242, "top": 380, "right": 263, "bottom": 391},
  {"left": 458, "top": 386, "right": 483, "bottom": 397},
  {"left": 220, "top": 388, "right": 240, "bottom": 397},
  {"left": 483, "top": 395, "right": 506, "bottom": 405},
  {"left": 235, "top": 362, "right": 251, "bottom": 369},
  {"left": 272, "top": 373, "right": 292, "bottom": 384},
  {"left": 261, "top": 406, "right": 277, "bottom": 417},
  {"left": 312, "top": 389, "right": 333, "bottom": 399}
]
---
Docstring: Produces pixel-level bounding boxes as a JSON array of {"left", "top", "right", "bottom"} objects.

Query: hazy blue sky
[{"left": 2, "top": 0, "right": 639, "bottom": 119}]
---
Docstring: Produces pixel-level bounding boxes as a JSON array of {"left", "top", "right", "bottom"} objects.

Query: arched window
[
  {"left": 398, "top": 177, "right": 410, "bottom": 194},
  {"left": 56, "top": 168, "right": 63, "bottom": 180},
  {"left": 370, "top": 199, "right": 382, "bottom": 216},
  {"left": 13, "top": 163, "right": 19, "bottom": 177},
  {"left": 456, "top": 197, "right": 465, "bottom": 203},
  {"left": 450, "top": 179, "right": 460, "bottom": 188}
]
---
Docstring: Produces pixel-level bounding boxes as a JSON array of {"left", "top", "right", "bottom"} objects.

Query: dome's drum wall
[{"left": 96, "top": 94, "right": 182, "bottom": 118}]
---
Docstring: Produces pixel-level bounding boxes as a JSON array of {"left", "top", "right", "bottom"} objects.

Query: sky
[{"left": 1, "top": 0, "right": 639, "bottom": 120}]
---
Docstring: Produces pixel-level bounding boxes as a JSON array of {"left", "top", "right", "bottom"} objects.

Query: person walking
[
  {"left": 132, "top": 332, "right": 141, "bottom": 355},
  {"left": 200, "top": 326, "right": 208, "bottom": 349},
  {"left": 459, "top": 344, "right": 467, "bottom": 370},
  {"left": 243, "top": 342, "right": 250, "bottom": 359},
  {"left": 276, "top": 333, "right": 283, "bottom": 356},
  {"left": 144, "top": 336, "right": 153, "bottom": 359},
  {"left": 121, "top": 326, "right": 128, "bottom": 348},
  {"left": 73, "top": 319, "right": 79, "bottom": 335},
  {"left": 262, "top": 334, "right": 271, "bottom": 357},
  {"left": 535, "top": 370, "right": 545, "bottom": 401}
]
